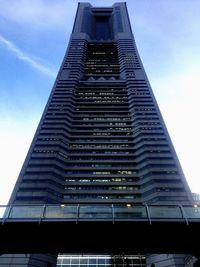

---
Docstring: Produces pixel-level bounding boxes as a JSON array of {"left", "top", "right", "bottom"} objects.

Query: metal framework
[
  {"left": 0, "top": 204, "right": 200, "bottom": 257},
  {"left": 1, "top": 204, "right": 200, "bottom": 223}
]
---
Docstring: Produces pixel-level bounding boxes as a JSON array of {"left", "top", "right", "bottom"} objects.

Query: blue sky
[{"left": 0, "top": 0, "right": 200, "bottom": 203}]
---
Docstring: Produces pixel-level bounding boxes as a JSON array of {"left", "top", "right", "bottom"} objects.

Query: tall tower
[{"left": 1, "top": 2, "right": 192, "bottom": 267}]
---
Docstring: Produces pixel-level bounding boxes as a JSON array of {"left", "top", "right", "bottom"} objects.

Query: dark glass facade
[
  {"left": 8, "top": 3, "right": 191, "bottom": 207},
  {"left": 0, "top": 3, "right": 193, "bottom": 267}
]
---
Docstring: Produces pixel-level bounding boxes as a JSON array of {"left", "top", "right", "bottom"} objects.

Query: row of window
[
  {"left": 85, "top": 71, "right": 118, "bottom": 74},
  {"left": 76, "top": 96, "right": 127, "bottom": 99},
  {"left": 67, "top": 150, "right": 157, "bottom": 154},
  {"left": 57, "top": 254, "right": 145, "bottom": 266},
  {"left": 75, "top": 108, "right": 130, "bottom": 111},
  {"left": 69, "top": 144, "right": 131, "bottom": 148},
  {"left": 86, "top": 64, "right": 119, "bottom": 68},
  {"left": 63, "top": 195, "right": 139, "bottom": 199},
  {"left": 65, "top": 171, "right": 136, "bottom": 175},
  {"left": 71, "top": 127, "right": 133, "bottom": 131},
  {"left": 72, "top": 124, "right": 131, "bottom": 127},
  {"left": 77, "top": 100, "right": 126, "bottom": 103},
  {"left": 69, "top": 139, "right": 131, "bottom": 142},
  {"left": 73, "top": 113, "right": 131, "bottom": 116},
  {"left": 77, "top": 93, "right": 123, "bottom": 96},
  {"left": 64, "top": 186, "right": 139, "bottom": 191},
  {"left": 72, "top": 133, "right": 132, "bottom": 136},
  {"left": 65, "top": 178, "right": 138, "bottom": 183},
  {"left": 81, "top": 118, "right": 131, "bottom": 121},
  {"left": 77, "top": 89, "right": 127, "bottom": 92},
  {"left": 66, "top": 157, "right": 135, "bottom": 161}
]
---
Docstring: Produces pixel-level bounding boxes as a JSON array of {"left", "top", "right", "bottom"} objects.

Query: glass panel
[
  {"left": 114, "top": 204, "right": 147, "bottom": 219},
  {"left": 95, "top": 16, "right": 111, "bottom": 40},
  {"left": 149, "top": 205, "right": 182, "bottom": 219},
  {"left": 97, "top": 258, "right": 105, "bottom": 265},
  {"left": 79, "top": 258, "right": 88, "bottom": 264},
  {"left": 56, "top": 259, "right": 62, "bottom": 264},
  {"left": 9, "top": 205, "right": 43, "bottom": 218},
  {"left": 45, "top": 205, "right": 77, "bottom": 219},
  {"left": 79, "top": 205, "right": 112, "bottom": 219},
  {"left": 105, "top": 257, "right": 112, "bottom": 265},
  {"left": 183, "top": 206, "right": 200, "bottom": 219},
  {"left": 62, "top": 258, "right": 70, "bottom": 264},
  {"left": 89, "top": 258, "right": 96, "bottom": 264},
  {"left": 0, "top": 206, "right": 9, "bottom": 219},
  {"left": 71, "top": 258, "right": 79, "bottom": 264}
]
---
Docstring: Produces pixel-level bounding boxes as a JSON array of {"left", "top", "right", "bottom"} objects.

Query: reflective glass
[
  {"left": 97, "top": 259, "right": 105, "bottom": 265},
  {"left": 71, "top": 258, "right": 79, "bottom": 264},
  {"left": 79, "top": 258, "right": 88, "bottom": 264},
  {"left": 45, "top": 205, "right": 77, "bottom": 219},
  {"left": 114, "top": 204, "right": 147, "bottom": 219},
  {"left": 9, "top": 205, "right": 43, "bottom": 218},
  {"left": 95, "top": 17, "right": 111, "bottom": 40},
  {"left": 148, "top": 205, "right": 182, "bottom": 219},
  {"left": 0, "top": 206, "right": 9, "bottom": 219},
  {"left": 62, "top": 258, "right": 70, "bottom": 264},
  {"left": 183, "top": 206, "right": 200, "bottom": 219},
  {"left": 79, "top": 205, "right": 112, "bottom": 219},
  {"left": 89, "top": 259, "right": 96, "bottom": 264}
]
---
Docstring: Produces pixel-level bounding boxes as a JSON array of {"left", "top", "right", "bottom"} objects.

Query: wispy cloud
[
  {"left": 0, "top": 34, "right": 56, "bottom": 78},
  {"left": 0, "top": 0, "right": 76, "bottom": 31}
]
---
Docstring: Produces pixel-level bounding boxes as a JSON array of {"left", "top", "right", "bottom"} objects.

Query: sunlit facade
[{"left": 0, "top": 2, "right": 193, "bottom": 267}]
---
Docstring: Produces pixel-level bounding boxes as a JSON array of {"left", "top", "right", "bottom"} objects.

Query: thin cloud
[
  {"left": 0, "top": 0, "right": 75, "bottom": 31},
  {"left": 0, "top": 34, "right": 56, "bottom": 78}
]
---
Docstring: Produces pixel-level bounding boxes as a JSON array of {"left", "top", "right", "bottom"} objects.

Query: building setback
[{"left": 0, "top": 3, "right": 193, "bottom": 267}]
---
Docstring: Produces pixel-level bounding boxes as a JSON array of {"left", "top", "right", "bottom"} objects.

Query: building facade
[{"left": 1, "top": 2, "right": 193, "bottom": 267}]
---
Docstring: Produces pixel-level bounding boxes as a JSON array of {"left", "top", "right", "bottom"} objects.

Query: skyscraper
[{"left": 1, "top": 2, "right": 193, "bottom": 267}]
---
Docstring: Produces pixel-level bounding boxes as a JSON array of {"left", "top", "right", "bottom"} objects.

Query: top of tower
[{"left": 72, "top": 2, "right": 132, "bottom": 40}]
